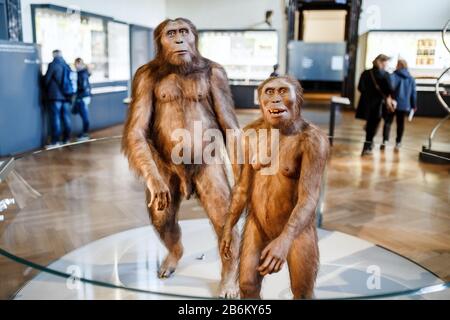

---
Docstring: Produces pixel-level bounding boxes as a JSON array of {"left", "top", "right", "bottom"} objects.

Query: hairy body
[
  {"left": 221, "top": 76, "right": 329, "bottom": 299},
  {"left": 122, "top": 18, "right": 240, "bottom": 297}
]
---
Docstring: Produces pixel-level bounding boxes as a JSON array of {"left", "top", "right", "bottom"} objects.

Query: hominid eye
[
  {"left": 167, "top": 30, "right": 176, "bottom": 37},
  {"left": 266, "top": 88, "right": 274, "bottom": 95},
  {"left": 180, "top": 28, "right": 189, "bottom": 35}
]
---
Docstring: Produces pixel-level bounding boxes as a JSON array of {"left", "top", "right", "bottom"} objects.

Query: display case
[
  {"left": 199, "top": 29, "right": 278, "bottom": 82},
  {"left": 32, "top": 5, "right": 130, "bottom": 84},
  {"left": 198, "top": 30, "right": 278, "bottom": 108}
]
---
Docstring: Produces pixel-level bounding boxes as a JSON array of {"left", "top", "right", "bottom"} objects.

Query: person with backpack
[
  {"left": 381, "top": 59, "right": 417, "bottom": 151},
  {"left": 73, "top": 58, "right": 92, "bottom": 142},
  {"left": 43, "top": 49, "right": 76, "bottom": 148}
]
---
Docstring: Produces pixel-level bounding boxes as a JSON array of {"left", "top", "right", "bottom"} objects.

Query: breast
[{"left": 155, "top": 74, "right": 182, "bottom": 102}]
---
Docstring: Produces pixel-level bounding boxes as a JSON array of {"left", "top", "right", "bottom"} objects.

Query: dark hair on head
[
  {"left": 52, "top": 49, "right": 61, "bottom": 55},
  {"left": 372, "top": 54, "right": 390, "bottom": 67},
  {"left": 153, "top": 17, "right": 199, "bottom": 58},
  {"left": 75, "top": 57, "right": 83, "bottom": 64}
]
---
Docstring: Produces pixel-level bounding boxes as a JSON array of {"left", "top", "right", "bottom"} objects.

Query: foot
[
  {"left": 76, "top": 135, "right": 90, "bottom": 142},
  {"left": 45, "top": 142, "right": 61, "bottom": 149},
  {"left": 395, "top": 143, "right": 401, "bottom": 151},
  {"left": 361, "top": 148, "right": 373, "bottom": 156},
  {"left": 219, "top": 279, "right": 240, "bottom": 299},
  {"left": 158, "top": 252, "right": 182, "bottom": 279},
  {"left": 380, "top": 141, "right": 387, "bottom": 151}
]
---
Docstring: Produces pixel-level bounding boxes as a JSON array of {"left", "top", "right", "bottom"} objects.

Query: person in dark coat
[
  {"left": 74, "top": 57, "right": 92, "bottom": 141},
  {"left": 355, "top": 54, "right": 394, "bottom": 156},
  {"left": 43, "top": 49, "right": 72, "bottom": 147},
  {"left": 270, "top": 64, "right": 280, "bottom": 77},
  {"left": 381, "top": 59, "right": 417, "bottom": 151}
]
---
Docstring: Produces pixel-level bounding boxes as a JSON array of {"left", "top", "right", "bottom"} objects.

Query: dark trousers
[
  {"left": 363, "top": 104, "right": 382, "bottom": 150},
  {"left": 382, "top": 110, "right": 407, "bottom": 143},
  {"left": 49, "top": 100, "right": 72, "bottom": 144},
  {"left": 76, "top": 96, "right": 91, "bottom": 135}
]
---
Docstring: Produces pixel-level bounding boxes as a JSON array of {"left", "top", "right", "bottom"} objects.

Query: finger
[
  {"left": 148, "top": 191, "right": 156, "bottom": 208},
  {"left": 220, "top": 240, "right": 226, "bottom": 255},
  {"left": 257, "top": 255, "right": 273, "bottom": 272},
  {"left": 166, "top": 192, "right": 171, "bottom": 206},
  {"left": 274, "top": 260, "right": 283, "bottom": 272},
  {"left": 160, "top": 193, "right": 168, "bottom": 210},
  {"left": 260, "top": 247, "right": 269, "bottom": 261},
  {"left": 157, "top": 194, "right": 164, "bottom": 211},
  {"left": 166, "top": 192, "right": 170, "bottom": 208},
  {"left": 224, "top": 249, "right": 231, "bottom": 260},
  {"left": 264, "top": 259, "right": 278, "bottom": 275}
]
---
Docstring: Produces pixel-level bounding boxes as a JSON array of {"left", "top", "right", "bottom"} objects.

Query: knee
[{"left": 239, "top": 278, "right": 261, "bottom": 298}]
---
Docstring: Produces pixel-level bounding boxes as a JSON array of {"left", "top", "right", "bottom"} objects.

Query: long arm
[
  {"left": 220, "top": 161, "right": 252, "bottom": 259},
  {"left": 210, "top": 65, "right": 242, "bottom": 182},
  {"left": 282, "top": 131, "right": 330, "bottom": 240},
  {"left": 225, "top": 162, "right": 252, "bottom": 229},
  {"left": 122, "top": 64, "right": 170, "bottom": 210}
]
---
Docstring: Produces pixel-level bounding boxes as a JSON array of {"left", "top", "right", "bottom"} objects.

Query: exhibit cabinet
[{"left": 198, "top": 29, "right": 278, "bottom": 108}]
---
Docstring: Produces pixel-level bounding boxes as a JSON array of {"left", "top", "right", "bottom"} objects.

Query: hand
[
  {"left": 220, "top": 225, "right": 233, "bottom": 260},
  {"left": 146, "top": 178, "right": 171, "bottom": 211},
  {"left": 258, "top": 235, "right": 290, "bottom": 276}
]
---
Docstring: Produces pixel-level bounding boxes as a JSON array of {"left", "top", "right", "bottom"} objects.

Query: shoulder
[
  {"left": 208, "top": 60, "right": 228, "bottom": 79},
  {"left": 301, "top": 122, "right": 330, "bottom": 157},
  {"left": 133, "top": 63, "right": 155, "bottom": 85},
  {"left": 243, "top": 117, "right": 265, "bottom": 132}
]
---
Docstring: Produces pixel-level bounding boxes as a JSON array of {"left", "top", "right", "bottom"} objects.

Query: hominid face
[
  {"left": 259, "top": 78, "right": 300, "bottom": 128},
  {"left": 160, "top": 20, "right": 196, "bottom": 66}
]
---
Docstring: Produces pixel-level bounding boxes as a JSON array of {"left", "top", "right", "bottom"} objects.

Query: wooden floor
[{"left": 0, "top": 105, "right": 448, "bottom": 299}]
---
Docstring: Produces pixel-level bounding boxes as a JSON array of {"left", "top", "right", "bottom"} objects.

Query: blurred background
[{"left": 0, "top": 0, "right": 449, "bottom": 156}]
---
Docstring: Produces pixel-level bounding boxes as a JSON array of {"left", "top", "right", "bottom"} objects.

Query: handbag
[{"left": 370, "top": 70, "right": 396, "bottom": 113}]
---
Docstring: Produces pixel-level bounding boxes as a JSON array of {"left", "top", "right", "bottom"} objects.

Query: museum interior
[{"left": 0, "top": 0, "right": 449, "bottom": 300}]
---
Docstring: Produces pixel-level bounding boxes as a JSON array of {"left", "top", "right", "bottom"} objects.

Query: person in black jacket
[
  {"left": 355, "top": 54, "right": 395, "bottom": 156},
  {"left": 43, "top": 49, "right": 72, "bottom": 147},
  {"left": 74, "top": 58, "right": 92, "bottom": 141}
]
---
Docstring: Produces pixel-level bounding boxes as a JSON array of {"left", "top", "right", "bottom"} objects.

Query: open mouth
[{"left": 268, "top": 109, "right": 286, "bottom": 115}]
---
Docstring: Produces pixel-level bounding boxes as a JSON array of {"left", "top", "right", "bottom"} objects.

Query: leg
[
  {"left": 382, "top": 112, "right": 394, "bottom": 144},
  {"left": 287, "top": 226, "right": 319, "bottom": 299},
  {"left": 194, "top": 164, "right": 239, "bottom": 298},
  {"left": 363, "top": 113, "right": 381, "bottom": 152},
  {"left": 396, "top": 110, "right": 406, "bottom": 144},
  {"left": 146, "top": 144, "right": 184, "bottom": 278},
  {"left": 61, "top": 101, "right": 72, "bottom": 143},
  {"left": 239, "top": 217, "right": 266, "bottom": 299},
  {"left": 49, "top": 100, "right": 62, "bottom": 144},
  {"left": 79, "top": 97, "right": 91, "bottom": 135}
]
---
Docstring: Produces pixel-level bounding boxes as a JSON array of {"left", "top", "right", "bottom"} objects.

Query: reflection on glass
[{"left": 34, "top": 8, "right": 130, "bottom": 83}]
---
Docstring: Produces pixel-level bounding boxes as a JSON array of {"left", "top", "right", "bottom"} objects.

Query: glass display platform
[{"left": 0, "top": 137, "right": 449, "bottom": 300}]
